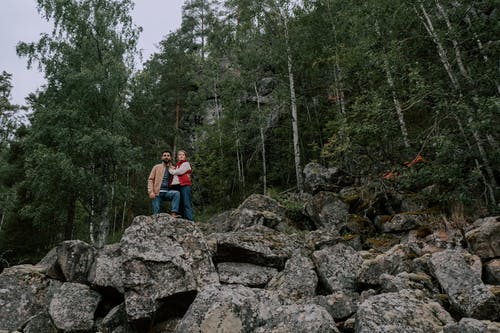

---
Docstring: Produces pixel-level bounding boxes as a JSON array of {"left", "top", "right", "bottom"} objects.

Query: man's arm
[{"left": 147, "top": 166, "right": 156, "bottom": 198}]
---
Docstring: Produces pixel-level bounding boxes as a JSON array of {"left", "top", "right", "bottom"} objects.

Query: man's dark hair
[{"left": 162, "top": 150, "right": 172, "bottom": 156}]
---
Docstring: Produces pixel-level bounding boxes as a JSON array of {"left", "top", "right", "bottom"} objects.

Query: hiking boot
[{"left": 170, "top": 212, "right": 182, "bottom": 218}]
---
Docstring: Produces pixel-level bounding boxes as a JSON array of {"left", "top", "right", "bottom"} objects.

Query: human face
[
  {"left": 177, "top": 151, "right": 186, "bottom": 162},
  {"left": 161, "top": 152, "right": 171, "bottom": 162}
]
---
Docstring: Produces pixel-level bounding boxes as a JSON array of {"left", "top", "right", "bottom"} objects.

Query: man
[{"left": 147, "top": 150, "right": 181, "bottom": 216}]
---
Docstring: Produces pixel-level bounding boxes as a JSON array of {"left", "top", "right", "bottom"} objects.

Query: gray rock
[
  {"left": 36, "top": 246, "right": 64, "bottom": 280},
  {"left": 230, "top": 194, "right": 289, "bottom": 230},
  {"left": 203, "top": 210, "right": 235, "bottom": 233},
  {"left": 304, "top": 229, "right": 340, "bottom": 251},
  {"left": 217, "top": 262, "right": 278, "bottom": 287},
  {"left": 57, "top": 240, "right": 96, "bottom": 283},
  {"left": 430, "top": 249, "right": 499, "bottom": 320},
  {"left": 379, "top": 272, "right": 435, "bottom": 294},
  {"left": 303, "top": 162, "right": 352, "bottom": 194},
  {"left": 355, "top": 289, "right": 454, "bottom": 333},
  {"left": 174, "top": 284, "right": 281, "bottom": 333},
  {"left": 208, "top": 225, "right": 302, "bottom": 270},
  {"left": 0, "top": 265, "right": 61, "bottom": 331},
  {"left": 267, "top": 255, "right": 318, "bottom": 301},
  {"left": 346, "top": 214, "right": 376, "bottom": 238},
  {"left": 174, "top": 284, "right": 337, "bottom": 333},
  {"left": 22, "top": 312, "right": 57, "bottom": 333},
  {"left": 88, "top": 243, "right": 124, "bottom": 293},
  {"left": 312, "top": 243, "right": 363, "bottom": 293},
  {"left": 357, "top": 244, "right": 417, "bottom": 286},
  {"left": 466, "top": 217, "right": 500, "bottom": 259},
  {"left": 442, "top": 317, "right": 500, "bottom": 333},
  {"left": 100, "top": 303, "right": 126, "bottom": 333},
  {"left": 120, "top": 214, "right": 219, "bottom": 322},
  {"left": 484, "top": 259, "right": 500, "bottom": 285},
  {"left": 254, "top": 304, "right": 339, "bottom": 333},
  {"left": 305, "top": 191, "right": 349, "bottom": 232},
  {"left": 314, "top": 291, "right": 359, "bottom": 320},
  {"left": 49, "top": 282, "right": 101, "bottom": 332},
  {"left": 378, "top": 213, "right": 428, "bottom": 233}
]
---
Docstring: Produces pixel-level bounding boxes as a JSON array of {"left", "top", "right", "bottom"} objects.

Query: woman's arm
[{"left": 170, "top": 162, "right": 191, "bottom": 175}]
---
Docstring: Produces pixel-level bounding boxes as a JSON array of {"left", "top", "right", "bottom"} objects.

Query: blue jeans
[
  {"left": 179, "top": 186, "right": 194, "bottom": 221},
  {"left": 152, "top": 190, "right": 180, "bottom": 215}
]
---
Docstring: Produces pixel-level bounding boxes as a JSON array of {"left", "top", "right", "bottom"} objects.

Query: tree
[{"left": 17, "top": 0, "right": 140, "bottom": 247}]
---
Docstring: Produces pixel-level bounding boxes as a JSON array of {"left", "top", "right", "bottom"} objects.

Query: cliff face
[{"left": 1, "top": 163, "right": 499, "bottom": 333}]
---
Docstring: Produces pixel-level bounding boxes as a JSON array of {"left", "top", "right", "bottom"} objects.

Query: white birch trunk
[
  {"left": 375, "top": 22, "right": 411, "bottom": 149},
  {"left": 434, "top": 0, "right": 471, "bottom": 81},
  {"left": 417, "top": 4, "right": 460, "bottom": 90},
  {"left": 282, "top": 10, "right": 303, "bottom": 192},
  {"left": 254, "top": 82, "right": 267, "bottom": 195}
]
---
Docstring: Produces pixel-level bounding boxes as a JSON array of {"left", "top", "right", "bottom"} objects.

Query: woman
[{"left": 169, "top": 150, "right": 194, "bottom": 221}]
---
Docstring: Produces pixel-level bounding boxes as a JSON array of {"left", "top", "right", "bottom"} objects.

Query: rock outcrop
[{"left": 1, "top": 162, "right": 499, "bottom": 332}]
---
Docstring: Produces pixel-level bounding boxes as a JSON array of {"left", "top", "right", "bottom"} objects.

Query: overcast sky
[{"left": 0, "top": 0, "right": 185, "bottom": 106}]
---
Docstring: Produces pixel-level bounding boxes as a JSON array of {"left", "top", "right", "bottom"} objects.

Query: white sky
[{"left": 0, "top": 0, "right": 184, "bottom": 106}]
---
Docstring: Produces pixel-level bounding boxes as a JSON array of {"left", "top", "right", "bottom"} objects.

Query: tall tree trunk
[
  {"left": 254, "top": 82, "right": 267, "bottom": 195},
  {"left": 96, "top": 185, "right": 112, "bottom": 248},
  {"left": 121, "top": 168, "right": 129, "bottom": 231},
  {"left": 416, "top": 4, "right": 460, "bottom": 89},
  {"left": 64, "top": 197, "right": 76, "bottom": 240},
  {"left": 434, "top": 0, "right": 471, "bottom": 82},
  {"left": 375, "top": 22, "right": 411, "bottom": 150},
  {"left": 0, "top": 211, "right": 4, "bottom": 233},
  {"left": 282, "top": 10, "right": 303, "bottom": 192}
]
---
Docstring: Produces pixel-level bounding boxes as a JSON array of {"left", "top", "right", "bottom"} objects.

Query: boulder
[
  {"left": 57, "top": 240, "right": 96, "bottom": 283},
  {"left": 379, "top": 272, "right": 435, "bottom": 294},
  {"left": 305, "top": 191, "right": 349, "bottom": 232},
  {"left": 314, "top": 291, "right": 360, "bottom": 320},
  {"left": 355, "top": 290, "right": 454, "bottom": 333},
  {"left": 22, "top": 312, "right": 57, "bottom": 333},
  {"left": 266, "top": 255, "right": 318, "bottom": 302},
  {"left": 173, "top": 284, "right": 281, "bottom": 332},
  {"left": 303, "top": 162, "right": 352, "bottom": 193},
  {"left": 442, "top": 317, "right": 500, "bottom": 333},
  {"left": 465, "top": 216, "right": 500, "bottom": 259},
  {"left": 378, "top": 213, "right": 428, "bottom": 233},
  {"left": 430, "top": 249, "right": 499, "bottom": 320},
  {"left": 99, "top": 303, "right": 127, "bottom": 333},
  {"left": 357, "top": 244, "right": 417, "bottom": 286},
  {"left": 312, "top": 243, "right": 363, "bottom": 293},
  {"left": 484, "top": 259, "right": 500, "bottom": 285},
  {"left": 49, "top": 282, "right": 101, "bottom": 332},
  {"left": 208, "top": 225, "right": 302, "bottom": 270},
  {"left": 0, "top": 265, "right": 61, "bottom": 331},
  {"left": 36, "top": 246, "right": 64, "bottom": 280},
  {"left": 231, "top": 194, "right": 290, "bottom": 230},
  {"left": 217, "top": 262, "right": 278, "bottom": 287},
  {"left": 254, "top": 304, "right": 339, "bottom": 333},
  {"left": 304, "top": 229, "right": 363, "bottom": 251},
  {"left": 88, "top": 243, "right": 124, "bottom": 293},
  {"left": 174, "top": 284, "right": 337, "bottom": 333},
  {"left": 120, "top": 214, "right": 219, "bottom": 322},
  {"left": 203, "top": 210, "right": 236, "bottom": 233}
]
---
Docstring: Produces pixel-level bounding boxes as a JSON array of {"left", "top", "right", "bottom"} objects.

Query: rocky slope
[{"left": 1, "top": 162, "right": 499, "bottom": 333}]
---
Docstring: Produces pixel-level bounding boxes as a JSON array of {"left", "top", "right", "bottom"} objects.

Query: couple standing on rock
[{"left": 147, "top": 149, "right": 194, "bottom": 221}]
